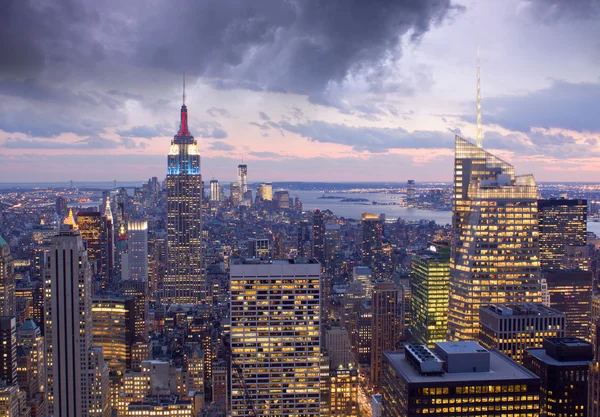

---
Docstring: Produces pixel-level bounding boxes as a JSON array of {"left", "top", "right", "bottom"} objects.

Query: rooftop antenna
[
  {"left": 476, "top": 45, "right": 483, "bottom": 148},
  {"left": 183, "top": 71, "right": 186, "bottom": 105}
]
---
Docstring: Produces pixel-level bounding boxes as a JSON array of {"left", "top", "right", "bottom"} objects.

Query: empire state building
[{"left": 164, "top": 91, "right": 203, "bottom": 304}]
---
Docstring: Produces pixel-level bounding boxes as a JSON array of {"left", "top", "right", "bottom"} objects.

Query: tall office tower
[
  {"left": 247, "top": 238, "right": 272, "bottom": 259},
  {"left": 543, "top": 269, "right": 593, "bottom": 339},
  {"left": 77, "top": 212, "right": 113, "bottom": 283},
  {"left": 538, "top": 198, "right": 587, "bottom": 271},
  {"left": 297, "top": 220, "right": 311, "bottom": 258},
  {"left": 165, "top": 91, "right": 203, "bottom": 305},
  {"left": 261, "top": 183, "right": 273, "bottom": 201},
  {"left": 324, "top": 224, "right": 341, "bottom": 273},
  {"left": 120, "top": 281, "right": 148, "bottom": 341},
  {"left": 524, "top": 338, "right": 593, "bottom": 417},
  {"left": 449, "top": 135, "right": 541, "bottom": 340},
  {"left": 273, "top": 190, "right": 290, "bottom": 209},
  {"left": 352, "top": 266, "right": 374, "bottom": 299},
  {"left": 127, "top": 221, "right": 148, "bottom": 282},
  {"left": 237, "top": 163, "right": 248, "bottom": 196},
  {"left": 92, "top": 297, "right": 136, "bottom": 373},
  {"left": 44, "top": 228, "right": 110, "bottom": 417},
  {"left": 590, "top": 301, "right": 600, "bottom": 417},
  {"left": 406, "top": 180, "right": 416, "bottom": 208},
  {"left": 114, "top": 223, "right": 128, "bottom": 282},
  {"left": 312, "top": 209, "right": 325, "bottom": 263},
  {"left": 325, "top": 325, "right": 353, "bottom": 369},
  {"left": 55, "top": 196, "right": 68, "bottom": 217},
  {"left": 17, "top": 319, "right": 45, "bottom": 408},
  {"left": 0, "top": 317, "right": 17, "bottom": 385},
  {"left": 382, "top": 342, "right": 541, "bottom": 417},
  {"left": 103, "top": 199, "right": 115, "bottom": 282},
  {"left": 230, "top": 259, "right": 321, "bottom": 417},
  {"left": 479, "top": 304, "right": 566, "bottom": 363},
  {"left": 370, "top": 281, "right": 399, "bottom": 386},
  {"left": 230, "top": 183, "right": 241, "bottom": 204},
  {"left": 361, "top": 213, "right": 384, "bottom": 279},
  {"left": 0, "top": 236, "right": 15, "bottom": 317},
  {"left": 410, "top": 242, "right": 450, "bottom": 347},
  {"left": 209, "top": 179, "right": 221, "bottom": 202}
]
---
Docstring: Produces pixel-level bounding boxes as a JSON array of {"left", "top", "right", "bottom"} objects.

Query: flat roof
[
  {"left": 231, "top": 258, "right": 320, "bottom": 265},
  {"left": 384, "top": 349, "right": 539, "bottom": 384},
  {"left": 436, "top": 341, "right": 489, "bottom": 355},
  {"left": 481, "top": 304, "right": 564, "bottom": 317},
  {"left": 526, "top": 349, "right": 592, "bottom": 367}
]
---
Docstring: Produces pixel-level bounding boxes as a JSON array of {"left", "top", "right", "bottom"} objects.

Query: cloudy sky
[{"left": 1, "top": 0, "right": 599, "bottom": 183}]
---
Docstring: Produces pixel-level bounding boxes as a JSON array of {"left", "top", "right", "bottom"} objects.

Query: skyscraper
[
  {"left": 44, "top": 228, "right": 110, "bottom": 417},
  {"left": 237, "top": 163, "right": 248, "bottom": 196},
  {"left": 165, "top": 90, "right": 203, "bottom": 304},
  {"left": 448, "top": 135, "right": 541, "bottom": 340},
  {"left": 370, "top": 281, "right": 399, "bottom": 386},
  {"left": 312, "top": 209, "right": 325, "bottom": 263},
  {"left": 126, "top": 221, "right": 148, "bottom": 282},
  {"left": 538, "top": 198, "right": 587, "bottom": 271},
  {"left": 77, "top": 211, "right": 114, "bottom": 283},
  {"left": 17, "top": 319, "right": 45, "bottom": 408},
  {"left": 297, "top": 220, "right": 311, "bottom": 258},
  {"left": 209, "top": 179, "right": 221, "bottom": 202},
  {"left": 324, "top": 223, "right": 341, "bottom": 273},
  {"left": 230, "top": 182, "right": 241, "bottom": 204},
  {"left": 410, "top": 242, "right": 450, "bottom": 347},
  {"left": 406, "top": 180, "right": 416, "bottom": 208},
  {"left": 0, "top": 317, "right": 17, "bottom": 385},
  {"left": 230, "top": 259, "right": 321, "bottom": 416},
  {"left": 361, "top": 213, "right": 384, "bottom": 279},
  {"left": 0, "top": 235, "right": 15, "bottom": 317}
]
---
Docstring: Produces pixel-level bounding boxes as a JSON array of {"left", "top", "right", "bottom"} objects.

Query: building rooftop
[
  {"left": 482, "top": 303, "right": 564, "bottom": 317},
  {"left": 526, "top": 348, "right": 593, "bottom": 367},
  {"left": 231, "top": 258, "right": 320, "bottom": 265},
  {"left": 384, "top": 348, "right": 538, "bottom": 384},
  {"left": 436, "top": 341, "right": 489, "bottom": 355}
]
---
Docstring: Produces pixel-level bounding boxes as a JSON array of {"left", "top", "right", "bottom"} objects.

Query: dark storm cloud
[
  {"left": 463, "top": 80, "right": 600, "bottom": 133},
  {"left": 274, "top": 120, "right": 453, "bottom": 153}
]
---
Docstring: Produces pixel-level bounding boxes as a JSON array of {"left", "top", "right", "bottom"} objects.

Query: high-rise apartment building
[
  {"left": 479, "top": 304, "right": 566, "bottom": 363},
  {"left": 0, "top": 317, "right": 17, "bottom": 385},
  {"left": 43, "top": 228, "right": 110, "bottom": 417},
  {"left": 127, "top": 221, "right": 148, "bottom": 282},
  {"left": 361, "top": 213, "right": 384, "bottom": 279},
  {"left": 382, "top": 342, "right": 541, "bottom": 417},
  {"left": 371, "top": 281, "right": 399, "bottom": 386},
  {"left": 77, "top": 211, "right": 114, "bottom": 283},
  {"left": 237, "top": 164, "right": 248, "bottom": 197},
  {"left": 410, "top": 242, "right": 450, "bottom": 347},
  {"left": 406, "top": 180, "right": 416, "bottom": 208},
  {"left": 0, "top": 236, "right": 15, "bottom": 317},
  {"left": 538, "top": 198, "right": 587, "bottom": 271},
  {"left": 524, "top": 338, "right": 593, "bottom": 417},
  {"left": 165, "top": 94, "right": 203, "bottom": 304},
  {"left": 449, "top": 135, "right": 541, "bottom": 340},
  {"left": 230, "top": 259, "right": 321, "bottom": 416},
  {"left": 312, "top": 209, "right": 325, "bottom": 263},
  {"left": 543, "top": 269, "right": 593, "bottom": 339}
]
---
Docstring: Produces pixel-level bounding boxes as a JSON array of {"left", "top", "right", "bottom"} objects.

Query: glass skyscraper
[
  {"left": 165, "top": 98, "right": 203, "bottom": 304},
  {"left": 448, "top": 135, "right": 541, "bottom": 340}
]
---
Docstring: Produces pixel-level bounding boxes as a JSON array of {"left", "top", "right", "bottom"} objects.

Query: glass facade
[{"left": 449, "top": 136, "right": 541, "bottom": 340}]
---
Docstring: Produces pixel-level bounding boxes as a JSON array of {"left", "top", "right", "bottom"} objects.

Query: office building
[
  {"left": 273, "top": 190, "right": 290, "bottom": 209},
  {"left": 449, "top": 135, "right": 541, "bottom": 340},
  {"left": 165, "top": 92, "right": 203, "bottom": 304},
  {"left": 589, "top": 303, "right": 600, "bottom": 417},
  {"left": 406, "top": 180, "right": 416, "bottom": 208},
  {"left": 237, "top": 164, "right": 248, "bottom": 196},
  {"left": 230, "top": 182, "right": 241, "bottom": 204},
  {"left": 538, "top": 198, "right": 587, "bottom": 271},
  {"left": 0, "top": 317, "right": 16, "bottom": 385},
  {"left": 77, "top": 211, "right": 114, "bottom": 283},
  {"left": 126, "top": 221, "right": 148, "bottom": 282},
  {"left": 352, "top": 266, "right": 373, "bottom": 299},
  {"left": 297, "top": 220, "right": 311, "bottom": 259},
  {"left": 120, "top": 280, "right": 149, "bottom": 343},
  {"left": 543, "top": 269, "right": 593, "bottom": 339},
  {"left": 247, "top": 238, "right": 271, "bottom": 259},
  {"left": 329, "top": 367, "right": 359, "bottom": 417},
  {"left": 312, "top": 209, "right": 325, "bottom": 263},
  {"left": 382, "top": 342, "right": 541, "bottom": 417},
  {"left": 361, "top": 213, "right": 384, "bottom": 279},
  {"left": 55, "top": 196, "right": 68, "bottom": 217},
  {"left": 324, "top": 325, "right": 353, "bottom": 369},
  {"left": 410, "top": 242, "right": 450, "bottom": 347},
  {"left": 523, "top": 338, "right": 593, "bottom": 417},
  {"left": 258, "top": 182, "right": 273, "bottom": 201},
  {"left": 371, "top": 281, "right": 399, "bottom": 386},
  {"left": 43, "top": 228, "right": 110, "bottom": 417},
  {"left": 209, "top": 179, "right": 221, "bottom": 202},
  {"left": 17, "top": 319, "right": 45, "bottom": 412},
  {"left": 126, "top": 397, "right": 194, "bottom": 416},
  {"left": 0, "top": 236, "right": 15, "bottom": 317},
  {"left": 230, "top": 259, "right": 321, "bottom": 416},
  {"left": 92, "top": 297, "right": 136, "bottom": 373},
  {"left": 324, "top": 224, "right": 341, "bottom": 272},
  {"left": 479, "top": 304, "right": 566, "bottom": 363},
  {"left": 0, "top": 383, "right": 28, "bottom": 417}
]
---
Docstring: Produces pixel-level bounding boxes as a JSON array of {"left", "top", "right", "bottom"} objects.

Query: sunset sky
[{"left": 1, "top": 0, "right": 600, "bottom": 183}]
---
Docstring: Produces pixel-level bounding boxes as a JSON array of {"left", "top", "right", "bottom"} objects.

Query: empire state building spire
[{"left": 177, "top": 73, "right": 190, "bottom": 136}]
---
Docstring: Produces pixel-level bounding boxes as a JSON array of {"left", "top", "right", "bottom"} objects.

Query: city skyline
[{"left": 2, "top": 1, "right": 600, "bottom": 182}]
